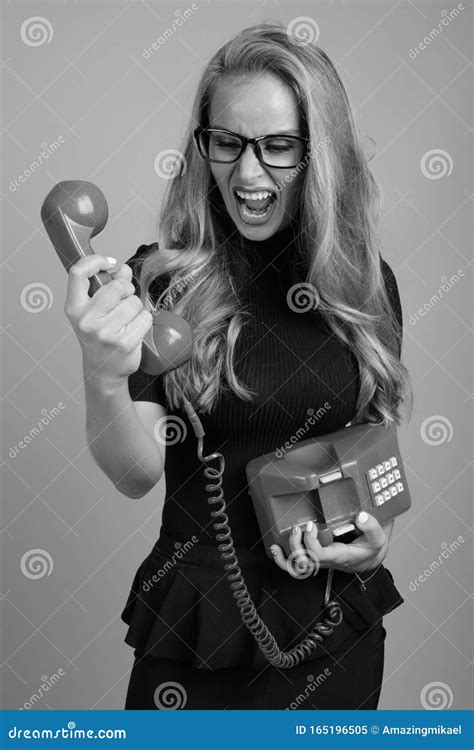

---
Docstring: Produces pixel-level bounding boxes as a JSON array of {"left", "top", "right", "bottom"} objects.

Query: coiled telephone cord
[{"left": 181, "top": 392, "right": 343, "bottom": 669}]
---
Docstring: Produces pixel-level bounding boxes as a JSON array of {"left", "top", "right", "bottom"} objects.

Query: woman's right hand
[{"left": 64, "top": 255, "right": 153, "bottom": 387}]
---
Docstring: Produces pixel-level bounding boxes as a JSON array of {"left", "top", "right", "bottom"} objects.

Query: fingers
[
  {"left": 303, "top": 521, "right": 349, "bottom": 568},
  {"left": 354, "top": 511, "right": 386, "bottom": 550},
  {"left": 269, "top": 545, "right": 295, "bottom": 575},
  {"left": 270, "top": 514, "right": 389, "bottom": 576},
  {"left": 304, "top": 515, "right": 386, "bottom": 571},
  {"left": 109, "top": 262, "right": 133, "bottom": 282},
  {"left": 65, "top": 255, "right": 118, "bottom": 313},
  {"left": 270, "top": 543, "right": 318, "bottom": 579},
  {"left": 288, "top": 524, "right": 307, "bottom": 560}
]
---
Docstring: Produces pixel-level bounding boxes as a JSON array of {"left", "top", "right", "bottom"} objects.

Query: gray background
[{"left": 1, "top": 0, "right": 472, "bottom": 710}]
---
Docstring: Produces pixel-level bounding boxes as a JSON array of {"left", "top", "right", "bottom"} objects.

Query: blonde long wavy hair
[{"left": 136, "top": 21, "right": 413, "bottom": 425}]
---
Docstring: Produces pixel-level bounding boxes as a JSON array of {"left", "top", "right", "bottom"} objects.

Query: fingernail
[
  {"left": 270, "top": 545, "right": 278, "bottom": 555},
  {"left": 358, "top": 511, "right": 369, "bottom": 524},
  {"left": 306, "top": 521, "right": 313, "bottom": 532},
  {"left": 291, "top": 525, "right": 299, "bottom": 536},
  {"left": 106, "top": 256, "right": 117, "bottom": 264}
]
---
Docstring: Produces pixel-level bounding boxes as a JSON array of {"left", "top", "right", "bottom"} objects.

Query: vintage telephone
[{"left": 41, "top": 180, "right": 412, "bottom": 669}]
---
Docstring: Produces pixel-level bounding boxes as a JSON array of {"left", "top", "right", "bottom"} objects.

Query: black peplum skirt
[{"left": 120, "top": 530, "right": 404, "bottom": 709}]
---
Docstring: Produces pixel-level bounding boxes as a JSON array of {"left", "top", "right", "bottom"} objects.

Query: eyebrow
[{"left": 211, "top": 126, "right": 301, "bottom": 136}]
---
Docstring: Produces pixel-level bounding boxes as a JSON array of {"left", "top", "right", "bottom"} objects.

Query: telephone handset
[
  {"left": 41, "top": 180, "right": 409, "bottom": 670},
  {"left": 40, "top": 180, "right": 193, "bottom": 377}
]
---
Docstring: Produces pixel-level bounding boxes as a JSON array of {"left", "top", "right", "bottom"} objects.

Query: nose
[{"left": 234, "top": 142, "right": 267, "bottom": 181}]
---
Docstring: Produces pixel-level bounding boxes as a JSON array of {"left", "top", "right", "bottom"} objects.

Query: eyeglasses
[{"left": 193, "top": 127, "right": 309, "bottom": 169}]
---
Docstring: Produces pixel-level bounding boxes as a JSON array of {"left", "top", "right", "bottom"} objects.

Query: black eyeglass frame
[{"left": 193, "top": 126, "right": 310, "bottom": 169}]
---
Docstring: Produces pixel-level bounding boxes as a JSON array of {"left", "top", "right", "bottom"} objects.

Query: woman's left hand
[{"left": 270, "top": 512, "right": 393, "bottom": 578}]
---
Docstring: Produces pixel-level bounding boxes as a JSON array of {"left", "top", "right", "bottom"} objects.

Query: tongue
[{"left": 244, "top": 196, "right": 272, "bottom": 211}]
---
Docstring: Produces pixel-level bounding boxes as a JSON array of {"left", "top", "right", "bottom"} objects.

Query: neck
[{"left": 242, "top": 221, "right": 299, "bottom": 268}]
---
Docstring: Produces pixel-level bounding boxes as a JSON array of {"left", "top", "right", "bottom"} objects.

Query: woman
[{"left": 67, "top": 22, "right": 412, "bottom": 709}]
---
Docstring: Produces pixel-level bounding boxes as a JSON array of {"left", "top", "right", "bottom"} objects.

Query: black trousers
[{"left": 125, "top": 621, "right": 386, "bottom": 710}]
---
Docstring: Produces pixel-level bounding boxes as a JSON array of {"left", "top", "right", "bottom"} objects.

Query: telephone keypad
[{"left": 368, "top": 456, "right": 403, "bottom": 506}]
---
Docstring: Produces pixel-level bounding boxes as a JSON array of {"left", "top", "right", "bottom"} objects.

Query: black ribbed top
[{"left": 127, "top": 227, "right": 402, "bottom": 548}]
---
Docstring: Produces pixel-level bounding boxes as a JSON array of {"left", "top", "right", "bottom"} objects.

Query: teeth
[{"left": 235, "top": 189, "right": 274, "bottom": 200}]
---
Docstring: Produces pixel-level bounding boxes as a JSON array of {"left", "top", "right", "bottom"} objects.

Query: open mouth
[{"left": 233, "top": 188, "right": 277, "bottom": 219}]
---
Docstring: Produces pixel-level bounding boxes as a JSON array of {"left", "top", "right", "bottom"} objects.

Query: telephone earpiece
[{"left": 41, "top": 180, "right": 193, "bottom": 376}]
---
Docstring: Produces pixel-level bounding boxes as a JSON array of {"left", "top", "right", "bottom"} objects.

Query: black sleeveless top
[{"left": 120, "top": 225, "right": 405, "bottom": 669}]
